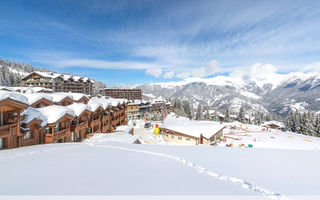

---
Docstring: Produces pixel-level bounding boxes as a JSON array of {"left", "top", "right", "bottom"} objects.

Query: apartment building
[
  {"left": 21, "top": 71, "right": 95, "bottom": 95},
  {"left": 100, "top": 88, "right": 142, "bottom": 100}
]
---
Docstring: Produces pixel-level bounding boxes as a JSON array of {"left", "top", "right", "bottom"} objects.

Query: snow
[
  {"left": 87, "top": 132, "right": 141, "bottom": 144},
  {"left": 67, "top": 92, "right": 89, "bottom": 101},
  {"left": 22, "top": 71, "right": 94, "bottom": 83},
  {"left": 88, "top": 102, "right": 103, "bottom": 112},
  {"left": 89, "top": 97, "right": 112, "bottom": 109},
  {"left": 262, "top": 121, "right": 285, "bottom": 128},
  {"left": 240, "top": 90, "right": 261, "bottom": 99},
  {"left": 22, "top": 93, "right": 53, "bottom": 105},
  {"left": 161, "top": 116, "right": 225, "bottom": 139},
  {"left": 0, "top": 90, "right": 29, "bottom": 105},
  {"left": 67, "top": 103, "right": 91, "bottom": 116},
  {"left": 37, "top": 105, "right": 75, "bottom": 123},
  {"left": 47, "top": 92, "right": 74, "bottom": 103},
  {"left": 1, "top": 129, "right": 320, "bottom": 198},
  {"left": 142, "top": 93, "right": 156, "bottom": 99},
  {"left": 221, "top": 122, "right": 320, "bottom": 150},
  {"left": 0, "top": 86, "right": 53, "bottom": 93},
  {"left": 21, "top": 107, "right": 48, "bottom": 127}
]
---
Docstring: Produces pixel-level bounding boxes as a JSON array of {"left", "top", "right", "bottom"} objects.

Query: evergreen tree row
[{"left": 285, "top": 111, "right": 320, "bottom": 137}]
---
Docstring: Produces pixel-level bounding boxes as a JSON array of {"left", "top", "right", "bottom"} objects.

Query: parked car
[{"left": 144, "top": 122, "right": 152, "bottom": 128}]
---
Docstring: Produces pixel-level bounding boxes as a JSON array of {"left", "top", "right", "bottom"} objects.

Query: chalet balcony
[
  {"left": 78, "top": 121, "right": 87, "bottom": 130},
  {"left": 92, "top": 119, "right": 100, "bottom": 127},
  {"left": 55, "top": 128, "right": 68, "bottom": 140},
  {"left": 0, "top": 124, "right": 17, "bottom": 137}
]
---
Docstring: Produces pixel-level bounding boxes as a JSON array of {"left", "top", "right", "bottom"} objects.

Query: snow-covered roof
[
  {"left": 88, "top": 102, "right": 104, "bottom": 112},
  {"left": 21, "top": 107, "right": 48, "bottom": 127},
  {"left": 0, "top": 90, "right": 29, "bottom": 105},
  {"left": 22, "top": 93, "right": 53, "bottom": 105},
  {"left": 22, "top": 71, "right": 94, "bottom": 83},
  {"left": 68, "top": 93, "right": 89, "bottom": 101},
  {"left": 47, "top": 93, "right": 74, "bottom": 103},
  {"left": 67, "top": 103, "right": 91, "bottom": 116},
  {"left": 89, "top": 97, "right": 112, "bottom": 109},
  {"left": 4, "top": 86, "right": 54, "bottom": 93},
  {"left": 262, "top": 121, "right": 285, "bottom": 128},
  {"left": 37, "top": 105, "right": 75, "bottom": 124},
  {"left": 161, "top": 116, "right": 225, "bottom": 139}
]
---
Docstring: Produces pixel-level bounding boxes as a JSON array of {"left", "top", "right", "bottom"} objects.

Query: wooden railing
[
  {"left": 92, "top": 119, "right": 100, "bottom": 126},
  {"left": 0, "top": 124, "right": 17, "bottom": 137},
  {"left": 78, "top": 121, "right": 87, "bottom": 130},
  {"left": 55, "top": 129, "right": 68, "bottom": 140}
]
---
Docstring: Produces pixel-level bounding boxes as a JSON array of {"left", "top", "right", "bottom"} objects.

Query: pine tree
[
  {"left": 225, "top": 108, "right": 230, "bottom": 122},
  {"left": 195, "top": 104, "right": 203, "bottom": 120},
  {"left": 182, "top": 101, "right": 193, "bottom": 119},
  {"left": 314, "top": 114, "right": 320, "bottom": 137},
  {"left": 238, "top": 107, "right": 245, "bottom": 123}
]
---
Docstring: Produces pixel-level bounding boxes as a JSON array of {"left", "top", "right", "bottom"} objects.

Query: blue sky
[{"left": 1, "top": 0, "right": 320, "bottom": 87}]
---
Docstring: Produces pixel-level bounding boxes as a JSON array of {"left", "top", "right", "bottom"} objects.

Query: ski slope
[{"left": 0, "top": 131, "right": 320, "bottom": 199}]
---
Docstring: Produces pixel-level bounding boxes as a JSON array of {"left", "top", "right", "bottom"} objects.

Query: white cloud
[
  {"left": 191, "top": 59, "right": 220, "bottom": 77},
  {"left": 145, "top": 68, "right": 162, "bottom": 78},
  {"left": 163, "top": 71, "right": 174, "bottom": 79},
  {"left": 175, "top": 72, "right": 190, "bottom": 79},
  {"left": 303, "top": 62, "right": 320, "bottom": 73}
]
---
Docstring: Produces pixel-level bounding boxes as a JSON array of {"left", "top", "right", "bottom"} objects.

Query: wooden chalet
[
  {"left": 37, "top": 105, "right": 76, "bottom": 143},
  {"left": 68, "top": 103, "right": 92, "bottom": 141},
  {"left": 0, "top": 92, "right": 29, "bottom": 149}
]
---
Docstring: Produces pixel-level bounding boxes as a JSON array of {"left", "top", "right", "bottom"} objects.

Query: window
[
  {"left": 171, "top": 135, "right": 174, "bottom": 138},
  {"left": 24, "top": 131, "right": 31, "bottom": 140},
  {"left": 54, "top": 123, "right": 59, "bottom": 132},
  {"left": 186, "top": 137, "right": 190, "bottom": 141},
  {"left": 45, "top": 127, "right": 50, "bottom": 134},
  {"left": 178, "top": 136, "right": 182, "bottom": 140},
  {"left": 71, "top": 132, "right": 74, "bottom": 142},
  {"left": 0, "top": 138, "right": 3, "bottom": 149},
  {"left": 0, "top": 112, "right": 3, "bottom": 126}
]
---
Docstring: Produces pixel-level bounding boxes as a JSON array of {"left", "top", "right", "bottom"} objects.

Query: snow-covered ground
[
  {"left": 221, "top": 122, "right": 320, "bottom": 150},
  {"left": 1, "top": 122, "right": 320, "bottom": 199}
]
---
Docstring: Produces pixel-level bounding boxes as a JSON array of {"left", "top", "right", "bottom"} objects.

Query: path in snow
[{"left": 86, "top": 142, "right": 282, "bottom": 200}]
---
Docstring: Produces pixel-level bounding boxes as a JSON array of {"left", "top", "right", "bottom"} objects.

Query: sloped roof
[
  {"left": 67, "top": 103, "right": 91, "bottom": 116},
  {"left": 161, "top": 116, "right": 225, "bottom": 139},
  {"left": 37, "top": 105, "right": 75, "bottom": 124},
  {"left": 0, "top": 90, "right": 29, "bottom": 105}
]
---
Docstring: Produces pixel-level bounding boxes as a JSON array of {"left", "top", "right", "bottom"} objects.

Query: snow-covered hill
[{"left": 138, "top": 72, "right": 320, "bottom": 116}]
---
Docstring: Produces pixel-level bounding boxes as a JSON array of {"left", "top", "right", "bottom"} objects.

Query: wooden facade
[
  {"left": 76, "top": 96, "right": 89, "bottom": 104},
  {"left": 0, "top": 99, "right": 28, "bottom": 149},
  {"left": 1, "top": 92, "right": 129, "bottom": 150},
  {"left": 54, "top": 96, "right": 74, "bottom": 106},
  {"left": 70, "top": 109, "right": 91, "bottom": 142},
  {"left": 20, "top": 119, "right": 48, "bottom": 147},
  {"left": 45, "top": 114, "right": 75, "bottom": 143},
  {"left": 31, "top": 98, "right": 53, "bottom": 108}
]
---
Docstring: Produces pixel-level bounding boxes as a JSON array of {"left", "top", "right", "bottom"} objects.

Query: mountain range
[{"left": 138, "top": 72, "right": 320, "bottom": 117}]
